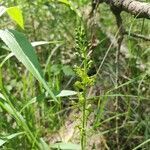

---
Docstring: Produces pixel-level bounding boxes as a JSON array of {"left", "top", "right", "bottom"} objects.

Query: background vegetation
[{"left": 0, "top": 0, "right": 150, "bottom": 149}]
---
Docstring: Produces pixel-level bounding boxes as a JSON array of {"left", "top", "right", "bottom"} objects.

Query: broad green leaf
[
  {"left": 51, "top": 142, "right": 81, "bottom": 150},
  {"left": 0, "top": 29, "right": 57, "bottom": 101},
  {"left": 0, "top": 6, "right": 6, "bottom": 17},
  {"left": 56, "top": 90, "right": 77, "bottom": 97},
  {"left": 6, "top": 6, "right": 24, "bottom": 29}
]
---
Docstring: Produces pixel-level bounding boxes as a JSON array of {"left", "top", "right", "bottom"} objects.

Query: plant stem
[
  {"left": 81, "top": 48, "right": 88, "bottom": 150},
  {"left": 81, "top": 88, "right": 87, "bottom": 150}
]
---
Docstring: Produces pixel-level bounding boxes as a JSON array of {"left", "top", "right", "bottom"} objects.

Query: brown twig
[{"left": 123, "top": 31, "right": 150, "bottom": 41}]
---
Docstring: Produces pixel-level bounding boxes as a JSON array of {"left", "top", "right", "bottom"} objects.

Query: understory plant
[
  {"left": 74, "top": 21, "right": 95, "bottom": 150},
  {"left": 0, "top": 3, "right": 78, "bottom": 149},
  {"left": 0, "top": 5, "right": 50, "bottom": 149}
]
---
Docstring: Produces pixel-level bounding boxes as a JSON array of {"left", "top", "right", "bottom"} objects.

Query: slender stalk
[
  {"left": 111, "top": 7, "right": 125, "bottom": 150},
  {"left": 75, "top": 22, "right": 93, "bottom": 150},
  {"left": 81, "top": 88, "right": 87, "bottom": 150},
  {"left": 81, "top": 43, "right": 88, "bottom": 150}
]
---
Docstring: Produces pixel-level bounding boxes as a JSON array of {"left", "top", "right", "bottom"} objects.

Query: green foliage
[
  {"left": 6, "top": 6, "right": 24, "bottom": 29},
  {"left": 56, "top": 90, "right": 77, "bottom": 97},
  {"left": 74, "top": 24, "right": 95, "bottom": 91},
  {"left": 0, "top": 132, "right": 24, "bottom": 147},
  {"left": 0, "top": 0, "right": 149, "bottom": 149},
  {"left": 74, "top": 22, "right": 96, "bottom": 150},
  {"left": 58, "top": 0, "right": 81, "bottom": 17},
  {"left": 75, "top": 67, "right": 95, "bottom": 88},
  {"left": 51, "top": 64, "right": 75, "bottom": 76},
  {"left": 51, "top": 142, "right": 81, "bottom": 150},
  {"left": 0, "top": 5, "right": 24, "bottom": 28},
  {"left": 0, "top": 29, "right": 57, "bottom": 101}
]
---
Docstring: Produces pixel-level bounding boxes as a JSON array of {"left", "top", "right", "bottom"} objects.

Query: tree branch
[
  {"left": 124, "top": 31, "right": 150, "bottom": 41},
  {"left": 102, "top": 0, "right": 150, "bottom": 19}
]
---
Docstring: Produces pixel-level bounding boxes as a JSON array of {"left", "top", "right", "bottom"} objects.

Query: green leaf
[
  {"left": 0, "top": 132, "right": 24, "bottom": 146},
  {"left": 39, "top": 138, "right": 49, "bottom": 150},
  {"left": 56, "top": 90, "right": 77, "bottom": 97},
  {"left": 6, "top": 132, "right": 24, "bottom": 140},
  {"left": 51, "top": 142, "right": 81, "bottom": 150},
  {"left": 51, "top": 64, "right": 62, "bottom": 76},
  {"left": 0, "top": 139, "right": 6, "bottom": 146},
  {"left": 0, "top": 52, "right": 14, "bottom": 67},
  {"left": 6, "top": 6, "right": 24, "bottom": 29},
  {"left": 0, "top": 93, "right": 6, "bottom": 100},
  {"left": 3, "top": 102, "right": 15, "bottom": 115},
  {"left": 58, "top": 0, "right": 81, "bottom": 17},
  {"left": 58, "top": 0, "right": 70, "bottom": 5},
  {"left": 20, "top": 97, "right": 37, "bottom": 113},
  {"left": 0, "top": 29, "right": 57, "bottom": 102},
  {"left": 62, "top": 65, "right": 75, "bottom": 76},
  {"left": 31, "top": 41, "right": 63, "bottom": 47}
]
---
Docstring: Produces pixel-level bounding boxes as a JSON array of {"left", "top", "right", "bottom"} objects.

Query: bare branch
[
  {"left": 124, "top": 31, "right": 150, "bottom": 41},
  {"left": 103, "top": 0, "right": 150, "bottom": 19}
]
